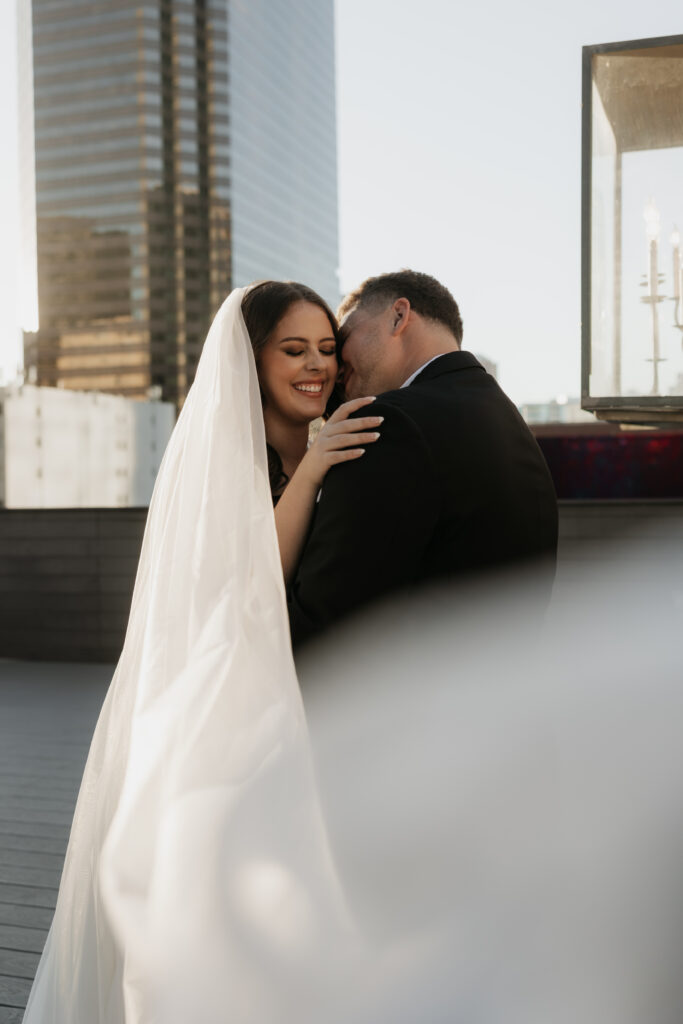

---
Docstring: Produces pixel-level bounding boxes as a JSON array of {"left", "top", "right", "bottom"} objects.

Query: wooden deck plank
[
  {"left": 2, "top": 781, "right": 83, "bottom": 798},
  {"left": 0, "top": 926, "right": 48, "bottom": 955},
  {"left": 0, "top": 836, "right": 70, "bottom": 857},
  {"left": 0, "top": 905, "right": 54, "bottom": 931},
  {"left": 0, "top": 950, "right": 40, "bottom": 981},
  {"left": 0, "top": 810, "right": 69, "bottom": 830},
  {"left": 0, "top": 852, "right": 65, "bottom": 871},
  {"left": 0, "top": 822, "right": 70, "bottom": 842},
  {"left": 0, "top": 661, "right": 109, "bottom": 1014},
  {"left": 0, "top": 773, "right": 83, "bottom": 789},
  {"left": 0, "top": 975, "right": 33, "bottom": 1007},
  {"left": 0, "top": 886, "right": 57, "bottom": 911},
  {"left": 1, "top": 794, "right": 78, "bottom": 811},
  {"left": 0, "top": 867, "right": 61, "bottom": 889},
  {"left": 0, "top": 1005, "right": 26, "bottom": 1023}
]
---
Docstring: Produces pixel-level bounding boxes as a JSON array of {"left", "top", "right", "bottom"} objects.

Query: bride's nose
[{"left": 305, "top": 348, "right": 325, "bottom": 371}]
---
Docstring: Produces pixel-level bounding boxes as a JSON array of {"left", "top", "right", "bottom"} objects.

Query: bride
[
  {"left": 241, "top": 280, "right": 381, "bottom": 581},
  {"left": 21, "top": 283, "right": 381, "bottom": 1024}
]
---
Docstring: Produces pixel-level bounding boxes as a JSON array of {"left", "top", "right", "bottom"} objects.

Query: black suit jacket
[{"left": 288, "top": 352, "right": 558, "bottom": 645}]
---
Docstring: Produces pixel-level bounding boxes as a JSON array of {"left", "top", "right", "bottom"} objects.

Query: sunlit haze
[{"left": 1, "top": 1, "right": 683, "bottom": 400}]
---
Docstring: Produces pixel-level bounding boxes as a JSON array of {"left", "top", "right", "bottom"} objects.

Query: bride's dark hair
[{"left": 241, "top": 280, "right": 341, "bottom": 497}]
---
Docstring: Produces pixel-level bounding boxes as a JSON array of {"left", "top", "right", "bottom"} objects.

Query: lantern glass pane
[{"left": 589, "top": 45, "right": 683, "bottom": 400}]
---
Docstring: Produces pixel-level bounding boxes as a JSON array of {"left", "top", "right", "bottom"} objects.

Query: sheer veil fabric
[{"left": 22, "top": 289, "right": 353, "bottom": 1024}]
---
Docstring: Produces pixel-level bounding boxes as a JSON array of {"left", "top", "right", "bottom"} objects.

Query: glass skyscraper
[
  {"left": 22, "top": 0, "right": 339, "bottom": 407},
  {"left": 227, "top": 0, "right": 339, "bottom": 305}
]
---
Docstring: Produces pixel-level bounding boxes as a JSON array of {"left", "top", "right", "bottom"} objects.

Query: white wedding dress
[{"left": 22, "top": 289, "right": 353, "bottom": 1024}]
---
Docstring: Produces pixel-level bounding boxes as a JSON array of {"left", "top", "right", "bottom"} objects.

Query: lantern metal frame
[{"left": 581, "top": 34, "right": 683, "bottom": 423}]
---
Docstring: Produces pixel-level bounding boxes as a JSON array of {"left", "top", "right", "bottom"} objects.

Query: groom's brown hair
[{"left": 338, "top": 269, "right": 463, "bottom": 345}]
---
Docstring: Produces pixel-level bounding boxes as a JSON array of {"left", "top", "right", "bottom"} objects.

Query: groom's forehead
[{"left": 339, "top": 301, "right": 381, "bottom": 338}]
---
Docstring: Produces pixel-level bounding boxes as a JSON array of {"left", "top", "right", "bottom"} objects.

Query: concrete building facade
[{"left": 0, "top": 385, "right": 174, "bottom": 508}]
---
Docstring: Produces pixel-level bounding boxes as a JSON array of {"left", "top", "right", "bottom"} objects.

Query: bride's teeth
[{"left": 294, "top": 384, "right": 322, "bottom": 393}]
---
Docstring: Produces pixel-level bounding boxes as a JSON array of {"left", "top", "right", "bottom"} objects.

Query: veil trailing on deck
[{"left": 22, "top": 289, "right": 352, "bottom": 1024}]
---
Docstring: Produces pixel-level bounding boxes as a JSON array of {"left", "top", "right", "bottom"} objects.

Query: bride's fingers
[
  {"left": 327, "top": 448, "right": 367, "bottom": 464},
  {"left": 324, "top": 414, "right": 384, "bottom": 435},
  {"left": 326, "top": 396, "right": 376, "bottom": 422},
  {"left": 327, "top": 431, "right": 380, "bottom": 450}
]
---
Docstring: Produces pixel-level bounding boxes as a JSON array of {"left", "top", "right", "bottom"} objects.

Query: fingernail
[
  {"left": 376, "top": 416, "right": 384, "bottom": 423},
  {"left": 371, "top": 432, "right": 380, "bottom": 439}
]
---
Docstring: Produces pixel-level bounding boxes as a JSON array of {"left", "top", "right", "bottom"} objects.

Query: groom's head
[{"left": 337, "top": 270, "right": 463, "bottom": 399}]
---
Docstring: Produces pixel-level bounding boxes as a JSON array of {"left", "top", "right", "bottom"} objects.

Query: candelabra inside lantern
[
  {"left": 671, "top": 227, "right": 683, "bottom": 329},
  {"left": 583, "top": 35, "right": 683, "bottom": 421}
]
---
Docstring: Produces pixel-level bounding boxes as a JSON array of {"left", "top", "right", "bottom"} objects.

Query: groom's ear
[{"left": 390, "top": 297, "right": 411, "bottom": 337}]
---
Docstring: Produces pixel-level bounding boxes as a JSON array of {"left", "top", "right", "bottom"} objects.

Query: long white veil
[{"left": 22, "top": 288, "right": 351, "bottom": 1024}]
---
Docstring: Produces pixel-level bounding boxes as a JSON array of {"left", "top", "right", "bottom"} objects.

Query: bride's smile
[{"left": 292, "top": 380, "right": 324, "bottom": 394}]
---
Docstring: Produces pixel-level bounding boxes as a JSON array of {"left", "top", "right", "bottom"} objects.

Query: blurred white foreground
[{"left": 165, "top": 531, "right": 683, "bottom": 1023}]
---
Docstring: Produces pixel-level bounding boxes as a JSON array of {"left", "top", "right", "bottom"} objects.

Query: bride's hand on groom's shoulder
[{"left": 300, "top": 397, "right": 383, "bottom": 488}]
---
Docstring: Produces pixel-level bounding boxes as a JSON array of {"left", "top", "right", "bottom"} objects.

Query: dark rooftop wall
[
  {"left": 0, "top": 509, "right": 146, "bottom": 663},
  {"left": 1, "top": 502, "right": 681, "bottom": 663}
]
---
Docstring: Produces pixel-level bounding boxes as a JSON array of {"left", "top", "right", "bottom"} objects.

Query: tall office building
[
  {"left": 21, "top": 0, "right": 339, "bottom": 408},
  {"left": 22, "top": 0, "right": 230, "bottom": 408}
]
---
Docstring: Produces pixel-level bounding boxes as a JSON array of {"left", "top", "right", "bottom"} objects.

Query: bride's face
[{"left": 258, "top": 301, "right": 338, "bottom": 425}]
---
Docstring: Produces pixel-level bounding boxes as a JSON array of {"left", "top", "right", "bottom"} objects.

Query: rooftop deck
[{"left": 0, "top": 661, "right": 111, "bottom": 1023}]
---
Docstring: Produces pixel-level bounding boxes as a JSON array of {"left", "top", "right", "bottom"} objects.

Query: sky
[
  {"left": 1, "top": 1, "right": 682, "bottom": 403},
  {"left": 0, "top": 3, "right": 21, "bottom": 384}
]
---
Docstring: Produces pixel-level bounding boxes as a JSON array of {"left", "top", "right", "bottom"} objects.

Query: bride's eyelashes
[{"left": 283, "top": 347, "right": 337, "bottom": 358}]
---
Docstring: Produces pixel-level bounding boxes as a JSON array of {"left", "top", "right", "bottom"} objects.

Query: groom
[{"left": 288, "top": 270, "right": 558, "bottom": 645}]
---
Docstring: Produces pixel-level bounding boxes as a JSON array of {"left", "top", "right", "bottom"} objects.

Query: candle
[
  {"left": 671, "top": 226, "right": 681, "bottom": 302},
  {"left": 644, "top": 199, "right": 661, "bottom": 243}
]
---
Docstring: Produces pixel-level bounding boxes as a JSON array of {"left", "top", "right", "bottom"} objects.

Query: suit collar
[{"left": 409, "top": 350, "right": 483, "bottom": 385}]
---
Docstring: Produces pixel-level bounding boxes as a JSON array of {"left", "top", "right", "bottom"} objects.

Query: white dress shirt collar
[{"left": 401, "top": 354, "right": 443, "bottom": 389}]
